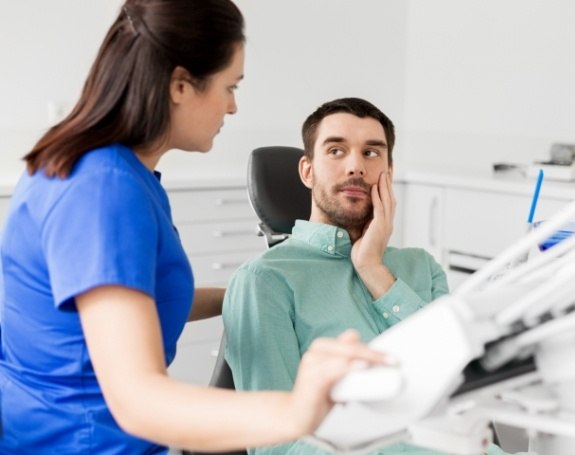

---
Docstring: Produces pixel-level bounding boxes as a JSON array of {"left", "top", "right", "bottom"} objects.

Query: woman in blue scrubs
[{"left": 0, "top": 1, "right": 386, "bottom": 453}]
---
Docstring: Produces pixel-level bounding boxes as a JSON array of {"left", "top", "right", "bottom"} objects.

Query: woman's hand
[{"left": 286, "top": 330, "right": 390, "bottom": 437}]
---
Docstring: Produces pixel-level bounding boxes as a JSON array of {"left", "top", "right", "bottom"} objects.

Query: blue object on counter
[
  {"left": 535, "top": 221, "right": 575, "bottom": 251},
  {"left": 527, "top": 169, "right": 544, "bottom": 224}
]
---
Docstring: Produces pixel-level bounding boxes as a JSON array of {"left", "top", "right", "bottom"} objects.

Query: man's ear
[
  {"left": 299, "top": 156, "right": 313, "bottom": 189},
  {"left": 169, "top": 66, "right": 194, "bottom": 104}
]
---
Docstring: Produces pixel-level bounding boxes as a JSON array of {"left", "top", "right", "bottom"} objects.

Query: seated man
[{"left": 223, "top": 98, "right": 505, "bottom": 454}]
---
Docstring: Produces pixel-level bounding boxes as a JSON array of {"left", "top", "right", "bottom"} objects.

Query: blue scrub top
[{"left": 0, "top": 144, "right": 194, "bottom": 453}]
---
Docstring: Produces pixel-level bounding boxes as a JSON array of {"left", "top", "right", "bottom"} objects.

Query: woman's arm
[
  {"left": 76, "top": 285, "right": 386, "bottom": 452},
  {"left": 188, "top": 287, "right": 225, "bottom": 321}
]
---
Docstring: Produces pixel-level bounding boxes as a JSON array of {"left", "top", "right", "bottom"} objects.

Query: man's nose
[{"left": 346, "top": 154, "right": 366, "bottom": 176}]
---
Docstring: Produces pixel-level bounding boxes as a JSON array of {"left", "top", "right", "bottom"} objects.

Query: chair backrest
[
  {"left": 247, "top": 146, "right": 311, "bottom": 247},
  {"left": 207, "top": 333, "right": 235, "bottom": 389}
]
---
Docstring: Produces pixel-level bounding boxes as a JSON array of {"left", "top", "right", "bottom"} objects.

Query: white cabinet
[
  {"left": 167, "top": 184, "right": 265, "bottom": 385},
  {"left": 402, "top": 183, "right": 445, "bottom": 264},
  {"left": 443, "top": 188, "right": 572, "bottom": 290},
  {"left": 400, "top": 171, "right": 575, "bottom": 292},
  {"left": 444, "top": 188, "right": 570, "bottom": 259}
]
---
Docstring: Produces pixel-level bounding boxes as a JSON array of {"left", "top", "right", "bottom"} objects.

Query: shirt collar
[{"left": 292, "top": 220, "right": 352, "bottom": 257}]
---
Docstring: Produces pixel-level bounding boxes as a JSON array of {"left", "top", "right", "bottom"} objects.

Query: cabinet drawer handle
[
  {"left": 214, "top": 198, "right": 248, "bottom": 206},
  {"left": 211, "top": 261, "right": 243, "bottom": 270},
  {"left": 212, "top": 229, "right": 256, "bottom": 238}
]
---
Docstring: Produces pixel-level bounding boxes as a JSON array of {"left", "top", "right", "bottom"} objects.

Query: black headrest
[{"left": 247, "top": 146, "right": 311, "bottom": 235}]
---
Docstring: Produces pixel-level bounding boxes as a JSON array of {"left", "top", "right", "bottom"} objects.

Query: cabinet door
[
  {"left": 177, "top": 221, "right": 262, "bottom": 256},
  {"left": 169, "top": 188, "right": 254, "bottom": 223},
  {"left": 444, "top": 189, "right": 570, "bottom": 259},
  {"left": 402, "top": 183, "right": 444, "bottom": 265},
  {"left": 166, "top": 187, "right": 265, "bottom": 385}
]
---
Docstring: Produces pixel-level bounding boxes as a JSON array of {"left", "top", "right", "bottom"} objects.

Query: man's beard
[{"left": 312, "top": 178, "right": 372, "bottom": 232}]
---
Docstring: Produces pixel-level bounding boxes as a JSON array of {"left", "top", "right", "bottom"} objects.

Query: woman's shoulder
[
  {"left": 17, "top": 144, "right": 158, "bottom": 223},
  {"left": 72, "top": 144, "right": 142, "bottom": 178},
  {"left": 60, "top": 144, "right": 159, "bottom": 200}
]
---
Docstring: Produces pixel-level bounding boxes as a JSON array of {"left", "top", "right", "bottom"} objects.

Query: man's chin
[
  {"left": 330, "top": 211, "right": 371, "bottom": 230},
  {"left": 315, "top": 193, "right": 371, "bottom": 228},
  {"left": 341, "top": 203, "right": 371, "bottom": 220}
]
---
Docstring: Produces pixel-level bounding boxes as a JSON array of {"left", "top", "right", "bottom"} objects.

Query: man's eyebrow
[
  {"left": 321, "top": 136, "right": 345, "bottom": 146},
  {"left": 321, "top": 137, "right": 388, "bottom": 148},
  {"left": 365, "top": 139, "right": 388, "bottom": 148}
]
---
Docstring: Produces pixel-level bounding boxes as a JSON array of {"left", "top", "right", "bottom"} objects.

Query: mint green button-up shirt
[{"left": 223, "top": 221, "right": 507, "bottom": 455}]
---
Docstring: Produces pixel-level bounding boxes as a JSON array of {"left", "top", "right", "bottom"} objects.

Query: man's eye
[
  {"left": 365, "top": 149, "right": 379, "bottom": 157},
  {"left": 329, "top": 148, "right": 343, "bottom": 155}
]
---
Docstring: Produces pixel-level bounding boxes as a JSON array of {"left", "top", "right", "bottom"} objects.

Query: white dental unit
[{"left": 311, "top": 200, "right": 575, "bottom": 454}]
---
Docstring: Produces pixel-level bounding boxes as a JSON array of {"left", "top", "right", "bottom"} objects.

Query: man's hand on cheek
[{"left": 350, "top": 172, "right": 396, "bottom": 299}]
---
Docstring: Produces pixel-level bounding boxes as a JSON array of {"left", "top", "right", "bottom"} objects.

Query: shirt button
[
  {"left": 336, "top": 231, "right": 344, "bottom": 238},
  {"left": 327, "top": 245, "right": 334, "bottom": 252},
  {"left": 383, "top": 312, "right": 389, "bottom": 319},
  {"left": 392, "top": 305, "right": 400, "bottom": 313}
]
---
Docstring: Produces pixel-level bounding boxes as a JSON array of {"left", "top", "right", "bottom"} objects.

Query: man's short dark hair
[{"left": 301, "top": 97, "right": 395, "bottom": 164}]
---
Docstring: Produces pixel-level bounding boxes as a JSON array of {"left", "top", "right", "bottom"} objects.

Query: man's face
[{"left": 299, "top": 112, "right": 391, "bottom": 231}]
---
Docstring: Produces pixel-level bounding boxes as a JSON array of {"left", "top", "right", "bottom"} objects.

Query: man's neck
[{"left": 346, "top": 227, "right": 363, "bottom": 244}]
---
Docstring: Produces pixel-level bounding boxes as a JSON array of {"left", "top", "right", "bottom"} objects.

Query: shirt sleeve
[
  {"left": 372, "top": 249, "right": 449, "bottom": 327},
  {"left": 430, "top": 254, "right": 450, "bottom": 300},
  {"left": 224, "top": 264, "right": 300, "bottom": 391},
  {"left": 42, "top": 168, "right": 159, "bottom": 309}
]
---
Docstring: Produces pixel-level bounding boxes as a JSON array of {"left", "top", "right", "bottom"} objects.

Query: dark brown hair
[
  {"left": 301, "top": 97, "right": 395, "bottom": 165},
  {"left": 25, "top": 0, "right": 245, "bottom": 177}
]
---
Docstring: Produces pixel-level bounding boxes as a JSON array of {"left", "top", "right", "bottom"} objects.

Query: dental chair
[
  {"left": 183, "top": 146, "right": 309, "bottom": 455},
  {"left": 247, "top": 146, "right": 310, "bottom": 248}
]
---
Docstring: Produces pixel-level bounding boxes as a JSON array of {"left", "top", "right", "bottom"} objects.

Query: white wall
[
  {"left": 159, "top": 0, "right": 409, "bottom": 178},
  {"left": 0, "top": 0, "right": 122, "bottom": 178},
  {"left": 403, "top": 0, "right": 575, "bottom": 173},
  {"left": 0, "top": 0, "right": 409, "bottom": 180},
  {"left": 1, "top": 1, "right": 574, "bottom": 180}
]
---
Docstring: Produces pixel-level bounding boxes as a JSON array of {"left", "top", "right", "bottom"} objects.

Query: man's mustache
[{"left": 333, "top": 178, "right": 370, "bottom": 193}]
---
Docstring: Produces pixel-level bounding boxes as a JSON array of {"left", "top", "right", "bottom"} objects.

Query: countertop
[
  {"left": 2, "top": 166, "right": 575, "bottom": 201},
  {"left": 0, "top": 171, "right": 247, "bottom": 197},
  {"left": 395, "top": 165, "right": 575, "bottom": 201}
]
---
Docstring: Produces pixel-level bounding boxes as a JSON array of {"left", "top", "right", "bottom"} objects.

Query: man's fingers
[
  {"left": 371, "top": 183, "right": 382, "bottom": 213},
  {"left": 386, "top": 171, "right": 396, "bottom": 218}
]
